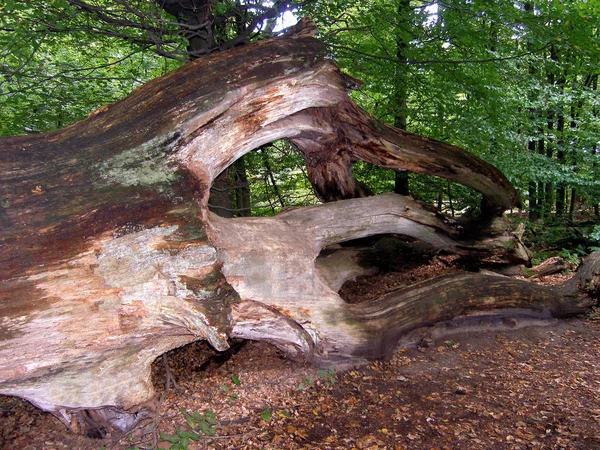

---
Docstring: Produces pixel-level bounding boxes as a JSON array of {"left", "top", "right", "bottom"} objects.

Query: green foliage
[
  {"left": 296, "top": 375, "right": 313, "bottom": 391},
  {"left": 159, "top": 428, "right": 202, "bottom": 450},
  {"left": 0, "top": 2, "right": 182, "bottom": 135},
  {"left": 559, "top": 246, "right": 586, "bottom": 268},
  {"left": 261, "top": 408, "right": 273, "bottom": 422},
  {"left": 160, "top": 407, "right": 218, "bottom": 447},
  {"left": 317, "top": 367, "right": 337, "bottom": 388},
  {"left": 219, "top": 379, "right": 240, "bottom": 403},
  {"left": 298, "top": 367, "right": 336, "bottom": 391},
  {"left": 526, "top": 218, "right": 589, "bottom": 252},
  {"left": 245, "top": 141, "right": 319, "bottom": 216},
  {"left": 303, "top": 0, "right": 600, "bottom": 213},
  {"left": 588, "top": 225, "right": 600, "bottom": 243}
]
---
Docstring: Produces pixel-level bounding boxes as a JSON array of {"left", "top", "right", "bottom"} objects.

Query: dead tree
[{"left": 0, "top": 20, "right": 597, "bottom": 434}]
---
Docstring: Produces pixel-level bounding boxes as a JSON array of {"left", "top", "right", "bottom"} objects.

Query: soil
[{"left": 1, "top": 249, "right": 599, "bottom": 450}]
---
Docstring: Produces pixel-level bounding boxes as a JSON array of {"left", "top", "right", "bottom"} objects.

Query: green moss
[{"left": 95, "top": 132, "right": 181, "bottom": 188}]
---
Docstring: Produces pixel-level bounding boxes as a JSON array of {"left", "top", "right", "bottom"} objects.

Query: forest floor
[{"left": 1, "top": 250, "right": 600, "bottom": 450}]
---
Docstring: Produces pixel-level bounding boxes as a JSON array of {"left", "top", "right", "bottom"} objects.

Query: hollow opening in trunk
[
  {"left": 317, "top": 234, "right": 462, "bottom": 305},
  {"left": 151, "top": 339, "right": 249, "bottom": 393},
  {"left": 352, "top": 162, "right": 484, "bottom": 217},
  {"left": 208, "top": 139, "right": 319, "bottom": 218}
]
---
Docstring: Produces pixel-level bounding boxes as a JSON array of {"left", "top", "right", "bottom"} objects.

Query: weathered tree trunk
[{"left": 0, "top": 20, "right": 597, "bottom": 435}]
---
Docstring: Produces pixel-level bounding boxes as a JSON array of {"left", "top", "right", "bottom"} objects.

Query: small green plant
[
  {"left": 159, "top": 429, "right": 201, "bottom": 450},
  {"left": 588, "top": 306, "right": 600, "bottom": 321},
  {"left": 589, "top": 225, "right": 600, "bottom": 242},
  {"left": 261, "top": 408, "right": 273, "bottom": 422},
  {"left": 219, "top": 381, "right": 240, "bottom": 403},
  {"left": 444, "top": 339, "right": 459, "bottom": 349},
  {"left": 531, "top": 250, "right": 553, "bottom": 266},
  {"left": 559, "top": 246, "right": 586, "bottom": 268},
  {"left": 297, "top": 375, "right": 313, "bottom": 391},
  {"left": 316, "top": 367, "right": 337, "bottom": 388},
  {"left": 587, "top": 225, "right": 600, "bottom": 252},
  {"left": 298, "top": 368, "right": 337, "bottom": 391},
  {"left": 158, "top": 409, "right": 218, "bottom": 450}
]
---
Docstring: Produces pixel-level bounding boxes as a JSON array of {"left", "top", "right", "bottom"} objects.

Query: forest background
[{"left": 2, "top": 0, "right": 600, "bottom": 256}]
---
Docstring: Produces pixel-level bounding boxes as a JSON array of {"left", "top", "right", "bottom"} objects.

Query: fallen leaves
[{"left": 2, "top": 315, "right": 600, "bottom": 449}]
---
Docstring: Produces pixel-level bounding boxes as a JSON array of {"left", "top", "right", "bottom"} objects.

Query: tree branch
[{"left": 327, "top": 42, "right": 553, "bottom": 66}]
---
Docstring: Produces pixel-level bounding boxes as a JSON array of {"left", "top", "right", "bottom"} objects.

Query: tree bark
[{"left": 0, "top": 20, "right": 594, "bottom": 435}]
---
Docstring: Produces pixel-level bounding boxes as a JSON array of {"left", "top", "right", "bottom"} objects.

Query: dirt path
[{"left": 1, "top": 315, "right": 599, "bottom": 450}]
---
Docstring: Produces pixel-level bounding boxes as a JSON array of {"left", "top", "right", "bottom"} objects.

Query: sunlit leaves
[
  {"left": 242, "top": 141, "right": 318, "bottom": 216},
  {"left": 304, "top": 0, "right": 600, "bottom": 210}
]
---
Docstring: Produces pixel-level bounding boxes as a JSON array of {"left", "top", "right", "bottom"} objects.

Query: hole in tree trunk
[
  {"left": 352, "top": 162, "right": 484, "bottom": 217},
  {"left": 151, "top": 339, "right": 248, "bottom": 391},
  {"left": 317, "top": 234, "right": 462, "bottom": 305},
  {"left": 208, "top": 140, "right": 319, "bottom": 217}
]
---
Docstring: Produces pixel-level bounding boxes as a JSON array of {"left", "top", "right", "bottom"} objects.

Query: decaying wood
[
  {"left": 0, "top": 20, "right": 596, "bottom": 435},
  {"left": 214, "top": 200, "right": 598, "bottom": 365}
]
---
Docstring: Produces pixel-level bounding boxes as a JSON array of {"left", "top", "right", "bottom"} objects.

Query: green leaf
[
  {"left": 261, "top": 408, "right": 272, "bottom": 422},
  {"left": 177, "top": 430, "right": 201, "bottom": 441},
  {"left": 204, "top": 410, "right": 218, "bottom": 425},
  {"left": 190, "top": 411, "right": 204, "bottom": 422},
  {"left": 231, "top": 374, "right": 241, "bottom": 386},
  {"left": 197, "top": 421, "right": 216, "bottom": 437},
  {"left": 213, "top": 3, "right": 229, "bottom": 15},
  {"left": 180, "top": 408, "right": 197, "bottom": 428},
  {"left": 160, "top": 431, "right": 181, "bottom": 444}
]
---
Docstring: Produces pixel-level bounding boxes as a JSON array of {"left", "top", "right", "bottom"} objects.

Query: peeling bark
[{"left": 0, "top": 20, "right": 594, "bottom": 435}]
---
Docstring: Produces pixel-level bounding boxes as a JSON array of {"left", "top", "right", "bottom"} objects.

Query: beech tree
[{"left": 1, "top": 21, "right": 598, "bottom": 436}]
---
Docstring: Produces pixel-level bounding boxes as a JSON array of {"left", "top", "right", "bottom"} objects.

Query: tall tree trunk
[
  {"left": 569, "top": 188, "right": 576, "bottom": 219},
  {"left": 555, "top": 110, "right": 566, "bottom": 216},
  {"left": 234, "top": 157, "right": 251, "bottom": 217},
  {"left": 543, "top": 103, "right": 555, "bottom": 218},
  {"left": 260, "top": 148, "right": 286, "bottom": 208},
  {"left": 161, "top": 0, "right": 214, "bottom": 57},
  {"left": 393, "top": 0, "right": 411, "bottom": 197},
  {"left": 528, "top": 141, "right": 540, "bottom": 221},
  {"left": 539, "top": 136, "right": 553, "bottom": 218},
  {"left": 550, "top": 44, "right": 568, "bottom": 216},
  {"left": 525, "top": 2, "right": 542, "bottom": 220}
]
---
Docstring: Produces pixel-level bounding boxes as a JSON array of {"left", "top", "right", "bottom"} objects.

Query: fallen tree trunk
[{"left": 0, "top": 20, "right": 596, "bottom": 435}]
